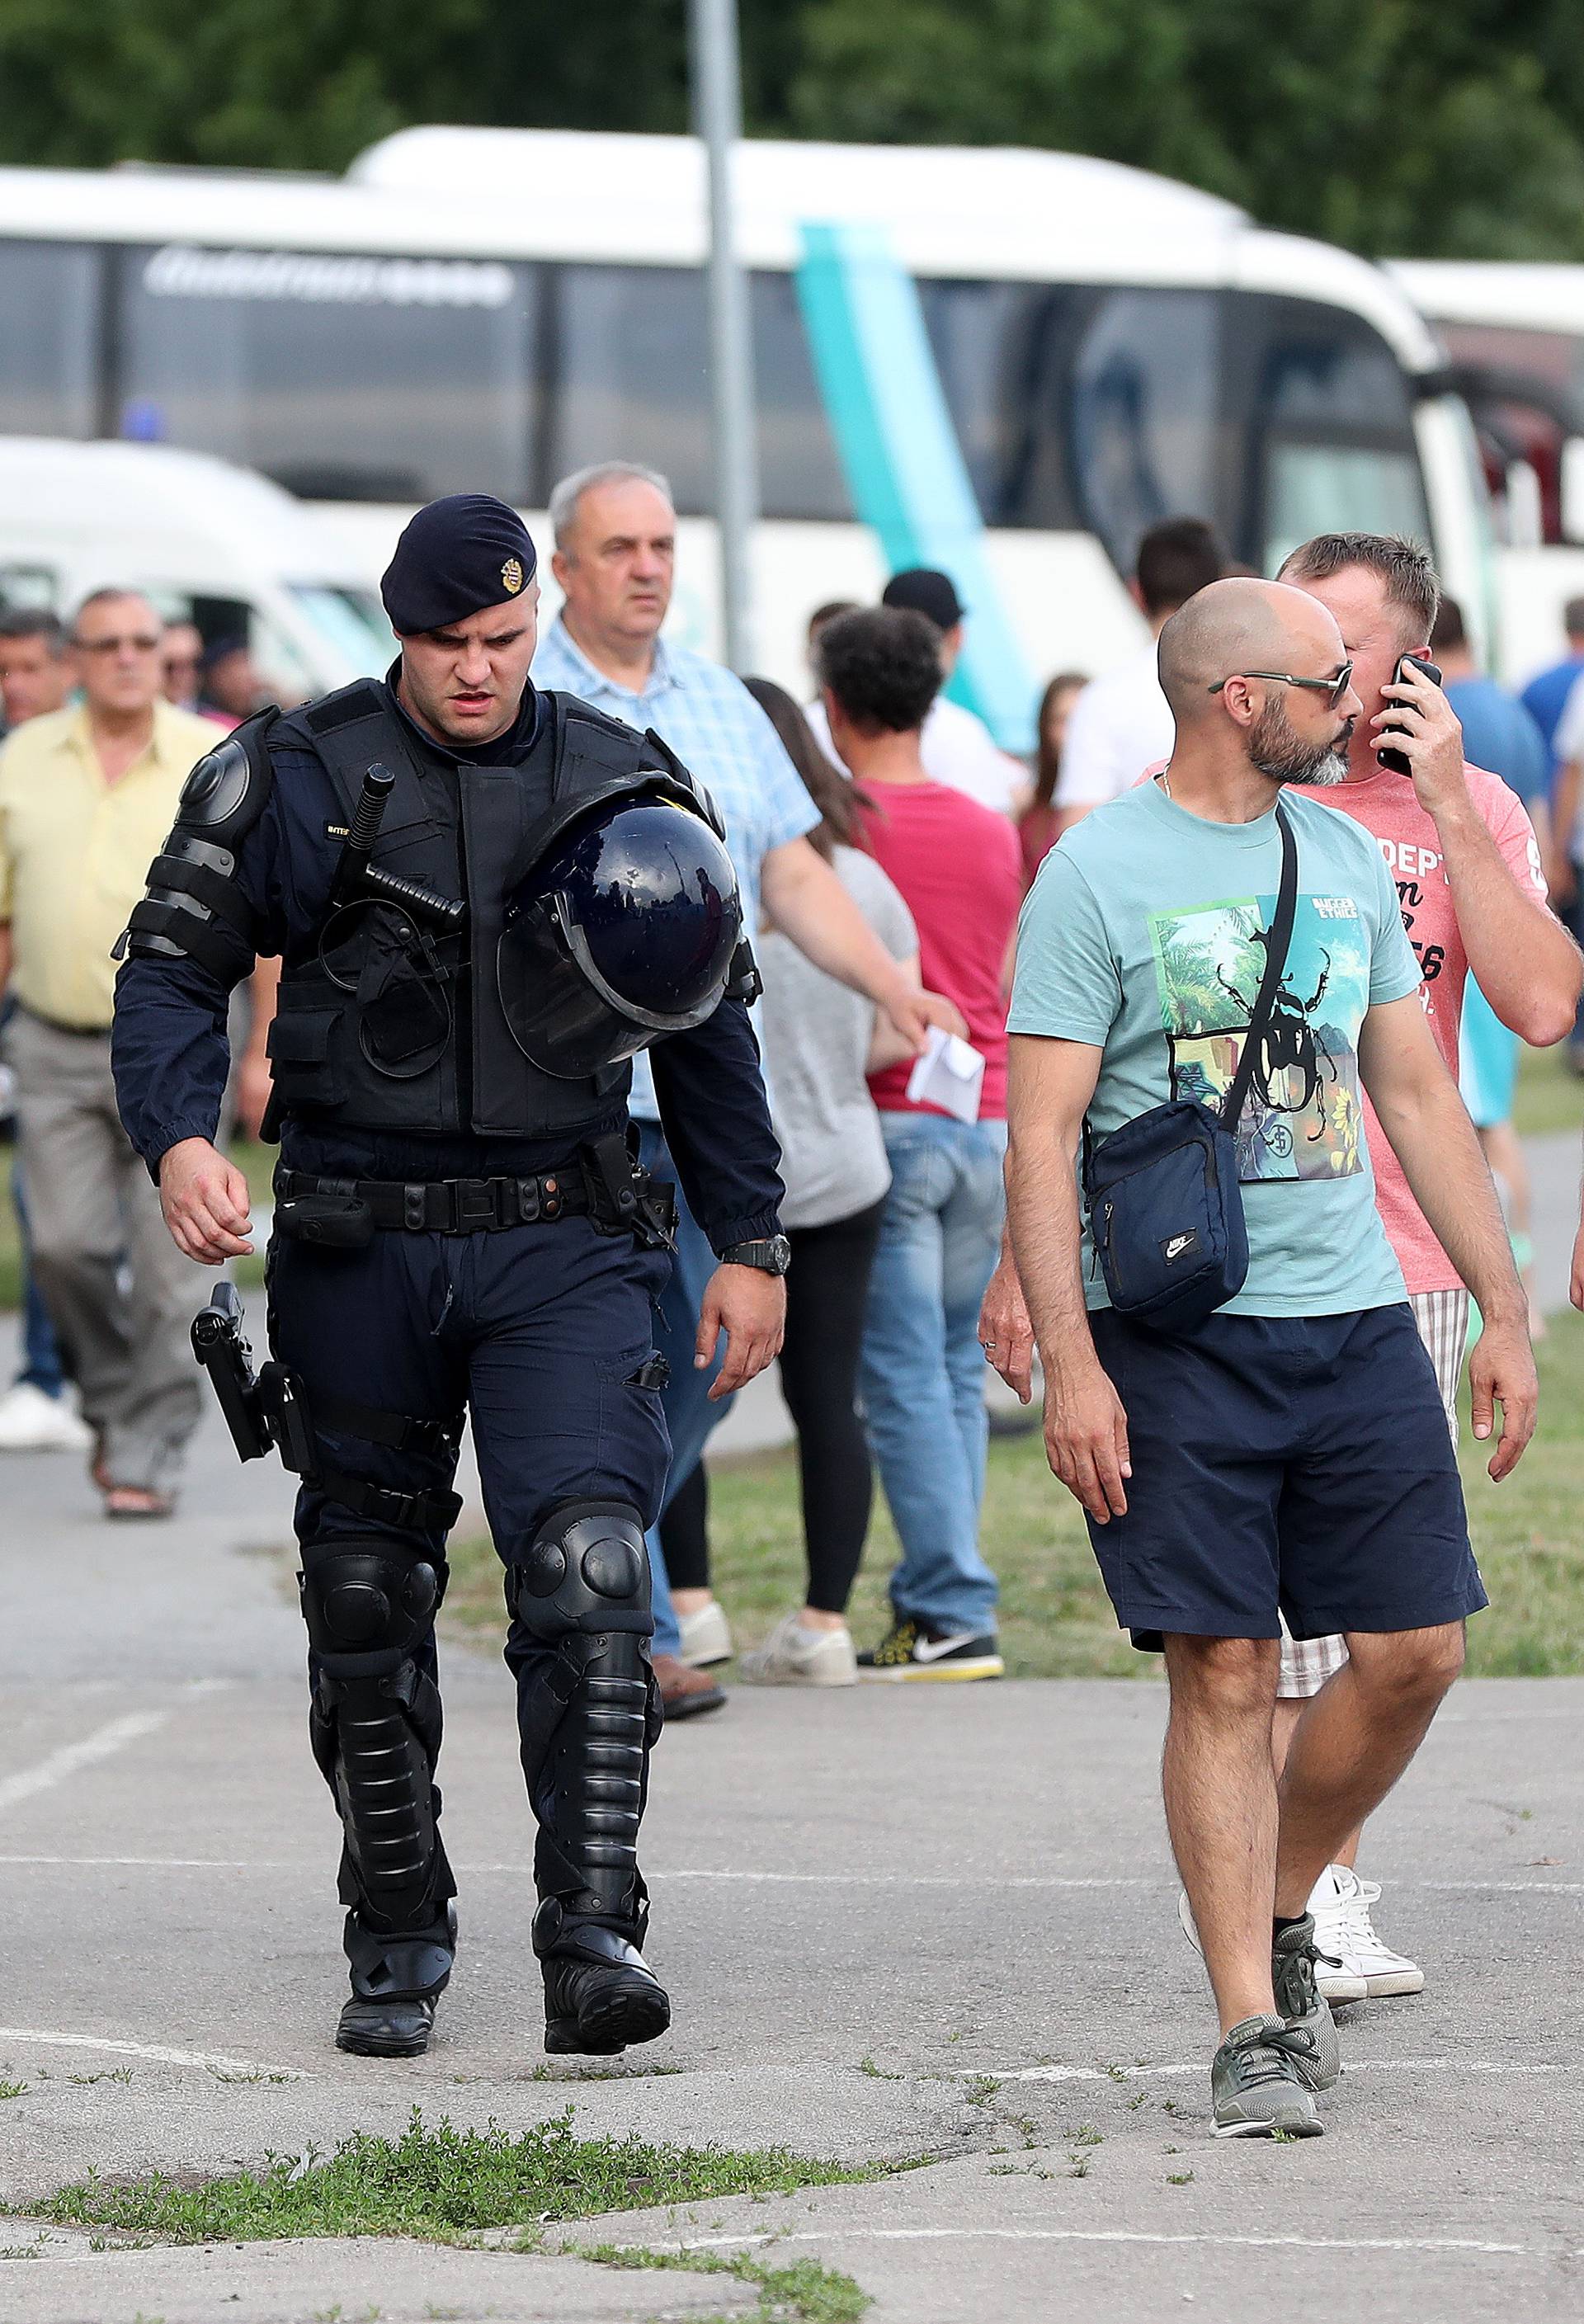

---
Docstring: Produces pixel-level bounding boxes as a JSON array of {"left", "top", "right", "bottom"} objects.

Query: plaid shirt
[{"left": 533, "top": 616, "right": 818, "bottom": 1117}]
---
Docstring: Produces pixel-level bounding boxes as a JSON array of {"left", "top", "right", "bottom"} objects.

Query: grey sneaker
[
  {"left": 1272, "top": 1915, "right": 1341, "bottom": 2090},
  {"left": 1211, "top": 2015, "right": 1325, "bottom": 2138}
]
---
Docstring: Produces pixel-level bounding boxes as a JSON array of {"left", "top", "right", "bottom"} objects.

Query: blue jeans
[
  {"left": 860, "top": 1113, "right": 1006, "bottom": 1638},
  {"left": 636, "top": 1122, "right": 734, "bottom": 1658},
  {"left": 12, "top": 1164, "right": 65, "bottom": 1398}
]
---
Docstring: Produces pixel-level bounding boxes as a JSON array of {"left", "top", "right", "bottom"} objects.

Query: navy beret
[{"left": 380, "top": 493, "right": 538, "bottom": 634}]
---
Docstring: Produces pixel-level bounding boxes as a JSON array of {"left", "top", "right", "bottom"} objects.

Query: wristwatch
[{"left": 720, "top": 1234, "right": 792, "bottom": 1275}]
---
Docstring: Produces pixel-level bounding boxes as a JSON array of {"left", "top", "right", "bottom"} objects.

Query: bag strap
[{"left": 1217, "top": 800, "right": 1299, "bottom": 1133}]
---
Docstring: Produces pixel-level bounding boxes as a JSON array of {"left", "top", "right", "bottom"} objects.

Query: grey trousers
[{"left": 7, "top": 1009, "right": 205, "bottom": 1493}]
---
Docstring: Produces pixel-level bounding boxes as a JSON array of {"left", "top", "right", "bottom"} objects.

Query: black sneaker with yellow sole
[{"left": 857, "top": 1618, "right": 1004, "bottom": 1682}]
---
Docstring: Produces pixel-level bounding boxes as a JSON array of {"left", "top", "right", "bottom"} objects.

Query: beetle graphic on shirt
[{"left": 1148, "top": 893, "right": 1369, "bottom": 1182}]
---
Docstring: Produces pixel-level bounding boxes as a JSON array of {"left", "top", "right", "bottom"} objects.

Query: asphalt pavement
[{"left": 0, "top": 1132, "right": 1577, "bottom": 2322}]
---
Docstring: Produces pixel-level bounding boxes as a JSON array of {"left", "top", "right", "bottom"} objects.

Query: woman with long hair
[
  {"left": 659, "top": 674, "right": 922, "bottom": 1685},
  {"left": 1018, "top": 670, "right": 1087, "bottom": 889}
]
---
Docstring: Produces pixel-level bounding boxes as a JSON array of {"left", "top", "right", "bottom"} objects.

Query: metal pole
[{"left": 689, "top": 0, "right": 759, "bottom": 672}]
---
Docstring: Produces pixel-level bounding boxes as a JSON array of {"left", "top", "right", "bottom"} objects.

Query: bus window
[
  {"left": 1263, "top": 443, "right": 1430, "bottom": 573},
  {"left": 117, "top": 246, "right": 540, "bottom": 502},
  {"left": 542, "top": 264, "right": 849, "bottom": 521},
  {"left": 922, "top": 280, "right": 1223, "bottom": 565},
  {"left": 545, "top": 265, "right": 710, "bottom": 511},
  {"left": 917, "top": 278, "right": 1082, "bottom": 530},
  {"left": 753, "top": 271, "right": 851, "bottom": 522},
  {"left": 1231, "top": 294, "right": 1429, "bottom": 570},
  {"left": 1068, "top": 290, "right": 1221, "bottom": 568},
  {"left": 0, "top": 242, "right": 101, "bottom": 439}
]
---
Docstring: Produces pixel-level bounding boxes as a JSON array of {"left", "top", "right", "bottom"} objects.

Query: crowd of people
[{"left": 0, "top": 483, "right": 1581, "bottom": 2112}]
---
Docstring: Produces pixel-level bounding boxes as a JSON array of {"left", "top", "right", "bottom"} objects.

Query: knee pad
[
  {"left": 300, "top": 1535, "right": 442, "bottom": 1678},
  {"left": 507, "top": 1500, "right": 652, "bottom": 1643},
  {"left": 301, "top": 1533, "right": 450, "bottom": 1920},
  {"left": 508, "top": 1501, "right": 657, "bottom": 1934}
]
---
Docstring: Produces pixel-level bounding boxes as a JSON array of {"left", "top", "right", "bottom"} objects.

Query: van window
[
  {"left": 0, "top": 242, "right": 101, "bottom": 437},
  {"left": 117, "top": 244, "right": 540, "bottom": 502}
]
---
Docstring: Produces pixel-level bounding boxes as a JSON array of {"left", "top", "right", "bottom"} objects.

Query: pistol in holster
[
  {"left": 580, "top": 1129, "right": 678, "bottom": 1252},
  {"left": 191, "top": 1280, "right": 318, "bottom": 1479}
]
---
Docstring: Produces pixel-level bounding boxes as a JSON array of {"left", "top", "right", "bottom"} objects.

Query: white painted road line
[
  {"left": 0, "top": 1714, "right": 168, "bottom": 1814},
  {"left": 983, "top": 2058, "right": 1563, "bottom": 2082},
  {"left": 661, "top": 2227, "right": 1538, "bottom": 2259},
  {"left": 0, "top": 2029, "right": 303, "bottom": 2077},
  {"left": 0, "top": 1856, "right": 1580, "bottom": 1897}
]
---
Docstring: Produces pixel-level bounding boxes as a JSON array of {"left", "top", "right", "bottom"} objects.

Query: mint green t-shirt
[{"left": 1008, "top": 780, "right": 1423, "bottom": 1318}]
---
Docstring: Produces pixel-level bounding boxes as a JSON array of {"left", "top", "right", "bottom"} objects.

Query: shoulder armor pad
[{"left": 176, "top": 709, "right": 278, "bottom": 846}]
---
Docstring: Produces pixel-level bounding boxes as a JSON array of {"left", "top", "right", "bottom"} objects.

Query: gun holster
[
  {"left": 580, "top": 1130, "right": 677, "bottom": 1253},
  {"left": 191, "top": 1283, "right": 319, "bottom": 1480}
]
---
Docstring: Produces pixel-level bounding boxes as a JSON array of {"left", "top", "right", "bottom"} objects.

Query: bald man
[{"left": 997, "top": 577, "right": 1534, "bottom": 2138}]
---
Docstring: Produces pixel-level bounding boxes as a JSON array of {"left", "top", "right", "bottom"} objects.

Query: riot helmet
[{"left": 498, "top": 787, "right": 742, "bottom": 1078}]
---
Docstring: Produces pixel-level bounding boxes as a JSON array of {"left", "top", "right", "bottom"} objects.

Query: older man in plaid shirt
[{"left": 535, "top": 461, "right": 957, "bottom": 1713}]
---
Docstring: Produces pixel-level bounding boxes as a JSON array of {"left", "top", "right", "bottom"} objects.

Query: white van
[{"left": 0, "top": 438, "right": 394, "bottom": 697}]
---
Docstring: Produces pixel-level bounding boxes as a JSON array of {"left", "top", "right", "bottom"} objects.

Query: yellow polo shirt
[{"left": 0, "top": 701, "right": 220, "bottom": 1030}]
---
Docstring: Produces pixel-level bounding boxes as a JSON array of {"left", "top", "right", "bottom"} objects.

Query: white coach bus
[
  {"left": 0, "top": 130, "right": 1489, "bottom": 709},
  {"left": 1388, "top": 260, "right": 1584, "bottom": 681}
]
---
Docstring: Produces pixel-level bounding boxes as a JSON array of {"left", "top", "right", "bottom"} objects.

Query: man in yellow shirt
[{"left": 0, "top": 589, "right": 219, "bottom": 1516}]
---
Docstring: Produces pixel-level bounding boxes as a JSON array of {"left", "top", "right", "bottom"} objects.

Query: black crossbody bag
[{"left": 1082, "top": 802, "right": 1299, "bottom": 1333}]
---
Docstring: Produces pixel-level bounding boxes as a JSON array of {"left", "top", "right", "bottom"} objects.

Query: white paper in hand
[{"left": 904, "top": 1027, "right": 987, "bottom": 1124}]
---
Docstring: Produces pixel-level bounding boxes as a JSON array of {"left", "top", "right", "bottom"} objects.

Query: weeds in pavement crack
[{"left": 571, "top": 2237, "right": 870, "bottom": 2321}]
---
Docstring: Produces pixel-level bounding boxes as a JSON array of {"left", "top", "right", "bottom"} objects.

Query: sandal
[{"left": 102, "top": 1486, "right": 175, "bottom": 1522}]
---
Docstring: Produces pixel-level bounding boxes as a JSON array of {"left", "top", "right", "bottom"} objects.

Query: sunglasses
[
  {"left": 1209, "top": 662, "right": 1355, "bottom": 710},
  {"left": 73, "top": 633, "right": 163, "bottom": 656}
]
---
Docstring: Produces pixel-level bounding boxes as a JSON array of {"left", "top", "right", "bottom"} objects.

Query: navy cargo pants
[{"left": 267, "top": 1216, "right": 672, "bottom": 1927}]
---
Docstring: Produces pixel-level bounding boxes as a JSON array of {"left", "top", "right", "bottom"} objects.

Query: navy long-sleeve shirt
[{"left": 111, "top": 684, "right": 785, "bottom": 1255}]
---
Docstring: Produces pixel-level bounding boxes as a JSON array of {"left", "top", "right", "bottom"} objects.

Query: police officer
[{"left": 111, "top": 495, "right": 790, "bottom": 2061}]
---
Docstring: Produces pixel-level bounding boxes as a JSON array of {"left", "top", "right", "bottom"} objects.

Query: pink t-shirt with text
[
  {"left": 1311, "top": 762, "right": 1546, "bottom": 1292},
  {"left": 856, "top": 779, "right": 1022, "bottom": 1120}
]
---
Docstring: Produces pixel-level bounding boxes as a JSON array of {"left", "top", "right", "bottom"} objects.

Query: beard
[{"left": 1248, "top": 699, "right": 1351, "bottom": 789}]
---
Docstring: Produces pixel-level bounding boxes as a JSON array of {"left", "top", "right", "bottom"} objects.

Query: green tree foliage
[{"left": 0, "top": 0, "right": 1581, "bottom": 258}]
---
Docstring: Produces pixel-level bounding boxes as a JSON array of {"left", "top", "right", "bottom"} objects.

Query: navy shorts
[{"left": 1085, "top": 1303, "right": 1486, "bottom": 1653}]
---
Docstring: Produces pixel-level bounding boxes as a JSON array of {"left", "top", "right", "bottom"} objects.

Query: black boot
[
  {"left": 535, "top": 1899, "right": 669, "bottom": 2055},
  {"left": 336, "top": 1904, "right": 456, "bottom": 2058}
]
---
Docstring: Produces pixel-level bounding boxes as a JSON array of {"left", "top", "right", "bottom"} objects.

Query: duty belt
[
  {"left": 274, "top": 1134, "right": 677, "bottom": 1251},
  {"left": 276, "top": 1167, "right": 590, "bottom": 1235}
]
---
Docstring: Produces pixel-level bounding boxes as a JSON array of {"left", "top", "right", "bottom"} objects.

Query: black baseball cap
[{"left": 881, "top": 568, "right": 966, "bottom": 632}]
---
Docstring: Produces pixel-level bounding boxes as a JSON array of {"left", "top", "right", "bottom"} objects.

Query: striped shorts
[{"left": 1277, "top": 1287, "right": 1469, "bottom": 1699}]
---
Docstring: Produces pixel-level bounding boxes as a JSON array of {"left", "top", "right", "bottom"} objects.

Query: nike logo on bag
[
  {"left": 912, "top": 1633, "right": 975, "bottom": 1662},
  {"left": 1163, "top": 1233, "right": 1199, "bottom": 1263}
]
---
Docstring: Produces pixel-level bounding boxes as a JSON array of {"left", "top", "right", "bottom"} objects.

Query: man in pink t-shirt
[
  {"left": 819, "top": 604, "right": 1023, "bottom": 1682},
  {"left": 1273, "top": 532, "right": 1581, "bottom": 1994}
]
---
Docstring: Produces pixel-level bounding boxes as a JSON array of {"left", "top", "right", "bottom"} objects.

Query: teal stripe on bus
[{"left": 794, "top": 218, "right": 1035, "bottom": 753}]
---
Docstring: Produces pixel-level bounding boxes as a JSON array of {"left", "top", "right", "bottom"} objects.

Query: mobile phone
[{"left": 1377, "top": 653, "right": 1442, "bottom": 775}]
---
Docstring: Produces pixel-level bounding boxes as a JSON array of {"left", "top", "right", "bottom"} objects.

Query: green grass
[
  {"left": 441, "top": 1312, "right": 1584, "bottom": 1681},
  {"left": 38, "top": 2108, "right": 868, "bottom": 2245},
  {"left": 1513, "top": 1039, "right": 1584, "bottom": 1139},
  {"left": 571, "top": 2240, "right": 870, "bottom": 2322},
  {"left": 1460, "top": 1307, "right": 1584, "bottom": 1675}
]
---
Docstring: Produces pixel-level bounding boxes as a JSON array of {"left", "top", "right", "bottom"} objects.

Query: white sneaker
[
  {"left": 677, "top": 1598, "right": 733, "bottom": 1668},
  {"left": 1176, "top": 1887, "right": 1370, "bottom": 2004},
  {"left": 0, "top": 1381, "right": 93, "bottom": 1454},
  {"left": 1308, "top": 1864, "right": 1424, "bottom": 1998},
  {"left": 738, "top": 1612, "right": 858, "bottom": 1688}
]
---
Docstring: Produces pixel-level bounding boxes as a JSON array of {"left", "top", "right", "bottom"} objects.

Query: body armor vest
[{"left": 266, "top": 680, "right": 682, "bottom": 1140}]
